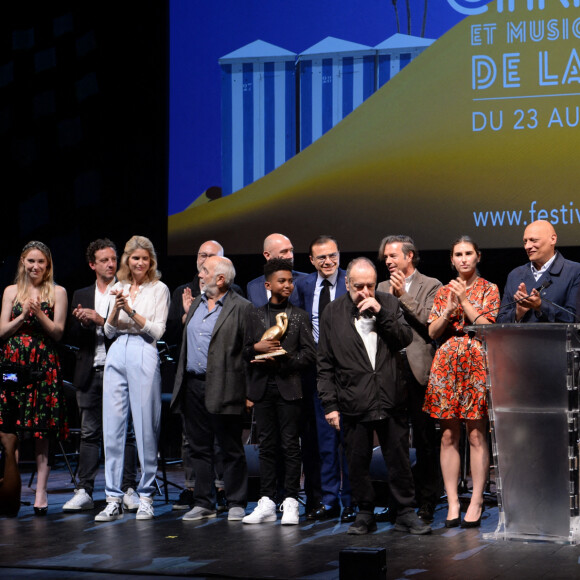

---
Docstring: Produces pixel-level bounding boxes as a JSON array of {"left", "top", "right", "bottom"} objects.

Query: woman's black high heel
[
  {"left": 461, "top": 504, "right": 484, "bottom": 528},
  {"left": 445, "top": 501, "right": 461, "bottom": 528},
  {"left": 34, "top": 490, "right": 48, "bottom": 516}
]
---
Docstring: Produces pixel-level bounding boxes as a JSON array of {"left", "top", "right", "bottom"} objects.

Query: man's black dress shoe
[
  {"left": 347, "top": 517, "right": 377, "bottom": 535},
  {"left": 306, "top": 504, "right": 340, "bottom": 520},
  {"left": 375, "top": 507, "right": 397, "bottom": 524},
  {"left": 417, "top": 503, "right": 435, "bottom": 523},
  {"left": 461, "top": 505, "right": 484, "bottom": 528},
  {"left": 394, "top": 510, "right": 432, "bottom": 535},
  {"left": 340, "top": 506, "right": 356, "bottom": 523}
]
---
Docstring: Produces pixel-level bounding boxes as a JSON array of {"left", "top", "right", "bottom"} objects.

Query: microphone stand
[
  {"left": 472, "top": 280, "right": 553, "bottom": 325},
  {"left": 536, "top": 296, "right": 578, "bottom": 322}
]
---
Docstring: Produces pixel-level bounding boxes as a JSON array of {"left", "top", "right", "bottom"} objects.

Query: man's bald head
[
  {"left": 263, "top": 233, "right": 294, "bottom": 265},
  {"left": 523, "top": 220, "right": 557, "bottom": 268}
]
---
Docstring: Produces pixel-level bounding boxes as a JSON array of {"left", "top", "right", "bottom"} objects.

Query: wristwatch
[{"left": 128, "top": 309, "right": 137, "bottom": 319}]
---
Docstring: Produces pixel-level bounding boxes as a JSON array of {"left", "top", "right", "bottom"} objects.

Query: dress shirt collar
[
  {"left": 200, "top": 289, "right": 229, "bottom": 307},
  {"left": 316, "top": 269, "right": 339, "bottom": 289},
  {"left": 530, "top": 253, "right": 556, "bottom": 281},
  {"left": 404, "top": 270, "right": 416, "bottom": 293}
]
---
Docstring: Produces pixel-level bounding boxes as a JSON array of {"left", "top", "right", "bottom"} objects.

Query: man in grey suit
[
  {"left": 377, "top": 235, "right": 442, "bottom": 523},
  {"left": 171, "top": 256, "right": 252, "bottom": 522}
]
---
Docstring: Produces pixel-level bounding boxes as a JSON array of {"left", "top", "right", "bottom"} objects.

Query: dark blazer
[
  {"left": 171, "top": 290, "right": 252, "bottom": 415},
  {"left": 246, "top": 270, "right": 306, "bottom": 308},
  {"left": 496, "top": 251, "right": 580, "bottom": 323},
  {"left": 377, "top": 270, "right": 441, "bottom": 385},
  {"left": 317, "top": 291, "right": 412, "bottom": 421},
  {"left": 294, "top": 268, "right": 348, "bottom": 316},
  {"left": 243, "top": 302, "right": 316, "bottom": 402},
  {"left": 66, "top": 284, "right": 112, "bottom": 391}
]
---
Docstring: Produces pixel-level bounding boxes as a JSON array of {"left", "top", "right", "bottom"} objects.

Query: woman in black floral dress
[{"left": 0, "top": 241, "right": 68, "bottom": 515}]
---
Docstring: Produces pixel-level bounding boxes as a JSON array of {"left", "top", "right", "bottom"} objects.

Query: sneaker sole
[
  {"left": 63, "top": 505, "right": 94, "bottom": 512},
  {"left": 281, "top": 519, "right": 299, "bottom": 525},
  {"left": 183, "top": 512, "right": 217, "bottom": 521},
  {"left": 347, "top": 525, "right": 377, "bottom": 535},
  {"left": 242, "top": 515, "right": 277, "bottom": 524},
  {"left": 394, "top": 523, "right": 431, "bottom": 535},
  {"left": 136, "top": 514, "right": 154, "bottom": 520},
  {"left": 95, "top": 515, "right": 123, "bottom": 522}
]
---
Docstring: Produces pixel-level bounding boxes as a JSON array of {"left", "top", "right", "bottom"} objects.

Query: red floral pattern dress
[
  {"left": 423, "top": 278, "right": 500, "bottom": 420},
  {"left": 0, "top": 302, "right": 67, "bottom": 439}
]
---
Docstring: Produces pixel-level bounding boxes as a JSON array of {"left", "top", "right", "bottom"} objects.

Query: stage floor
[{"left": 1, "top": 463, "right": 579, "bottom": 580}]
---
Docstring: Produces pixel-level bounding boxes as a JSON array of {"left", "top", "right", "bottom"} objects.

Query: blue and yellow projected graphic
[{"left": 169, "top": 1, "right": 580, "bottom": 254}]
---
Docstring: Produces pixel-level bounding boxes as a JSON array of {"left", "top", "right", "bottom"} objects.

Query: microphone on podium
[{"left": 472, "top": 279, "right": 553, "bottom": 325}]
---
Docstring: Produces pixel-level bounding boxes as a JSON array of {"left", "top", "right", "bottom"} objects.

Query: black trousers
[
  {"left": 299, "top": 376, "right": 322, "bottom": 510},
  {"left": 182, "top": 375, "right": 247, "bottom": 510},
  {"left": 342, "top": 412, "right": 416, "bottom": 515},
  {"left": 254, "top": 385, "right": 302, "bottom": 500},
  {"left": 401, "top": 356, "right": 442, "bottom": 506}
]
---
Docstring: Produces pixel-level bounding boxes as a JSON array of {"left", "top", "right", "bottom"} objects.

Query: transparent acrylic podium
[{"left": 467, "top": 323, "right": 580, "bottom": 543}]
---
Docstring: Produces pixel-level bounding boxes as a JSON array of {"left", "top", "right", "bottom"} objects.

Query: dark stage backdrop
[
  {"left": 2, "top": 2, "right": 579, "bottom": 309},
  {"left": 0, "top": 1, "right": 168, "bottom": 293}
]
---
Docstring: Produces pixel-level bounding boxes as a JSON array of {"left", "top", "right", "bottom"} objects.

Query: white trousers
[{"left": 103, "top": 334, "right": 161, "bottom": 498}]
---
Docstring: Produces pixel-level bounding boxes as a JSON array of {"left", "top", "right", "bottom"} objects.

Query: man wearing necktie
[{"left": 295, "top": 235, "right": 354, "bottom": 522}]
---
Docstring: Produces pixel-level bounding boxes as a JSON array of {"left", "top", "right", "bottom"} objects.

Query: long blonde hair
[
  {"left": 14, "top": 241, "right": 56, "bottom": 306},
  {"left": 116, "top": 235, "right": 161, "bottom": 284}
]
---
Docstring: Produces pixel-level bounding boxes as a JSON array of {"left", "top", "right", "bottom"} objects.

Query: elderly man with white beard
[{"left": 170, "top": 256, "right": 253, "bottom": 521}]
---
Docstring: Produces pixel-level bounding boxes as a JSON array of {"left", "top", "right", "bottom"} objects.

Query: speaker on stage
[{"left": 339, "top": 547, "right": 387, "bottom": 580}]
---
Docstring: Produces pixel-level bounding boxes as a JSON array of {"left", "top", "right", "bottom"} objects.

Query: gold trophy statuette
[{"left": 254, "top": 312, "right": 288, "bottom": 360}]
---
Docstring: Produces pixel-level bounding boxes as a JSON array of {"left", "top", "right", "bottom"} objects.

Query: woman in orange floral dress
[
  {"left": 423, "top": 236, "right": 499, "bottom": 528},
  {"left": 0, "top": 241, "right": 68, "bottom": 515}
]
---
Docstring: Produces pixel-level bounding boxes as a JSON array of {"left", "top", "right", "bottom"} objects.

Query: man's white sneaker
[
  {"left": 62, "top": 489, "right": 94, "bottom": 512},
  {"left": 242, "top": 496, "right": 277, "bottom": 524},
  {"left": 95, "top": 498, "right": 123, "bottom": 522},
  {"left": 280, "top": 497, "right": 300, "bottom": 525},
  {"left": 136, "top": 496, "right": 155, "bottom": 520},
  {"left": 123, "top": 488, "right": 140, "bottom": 512}
]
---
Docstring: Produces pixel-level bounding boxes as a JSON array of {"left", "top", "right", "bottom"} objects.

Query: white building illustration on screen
[{"left": 219, "top": 34, "right": 433, "bottom": 196}]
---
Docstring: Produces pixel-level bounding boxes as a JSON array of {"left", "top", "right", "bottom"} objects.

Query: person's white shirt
[{"left": 104, "top": 280, "right": 170, "bottom": 341}]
